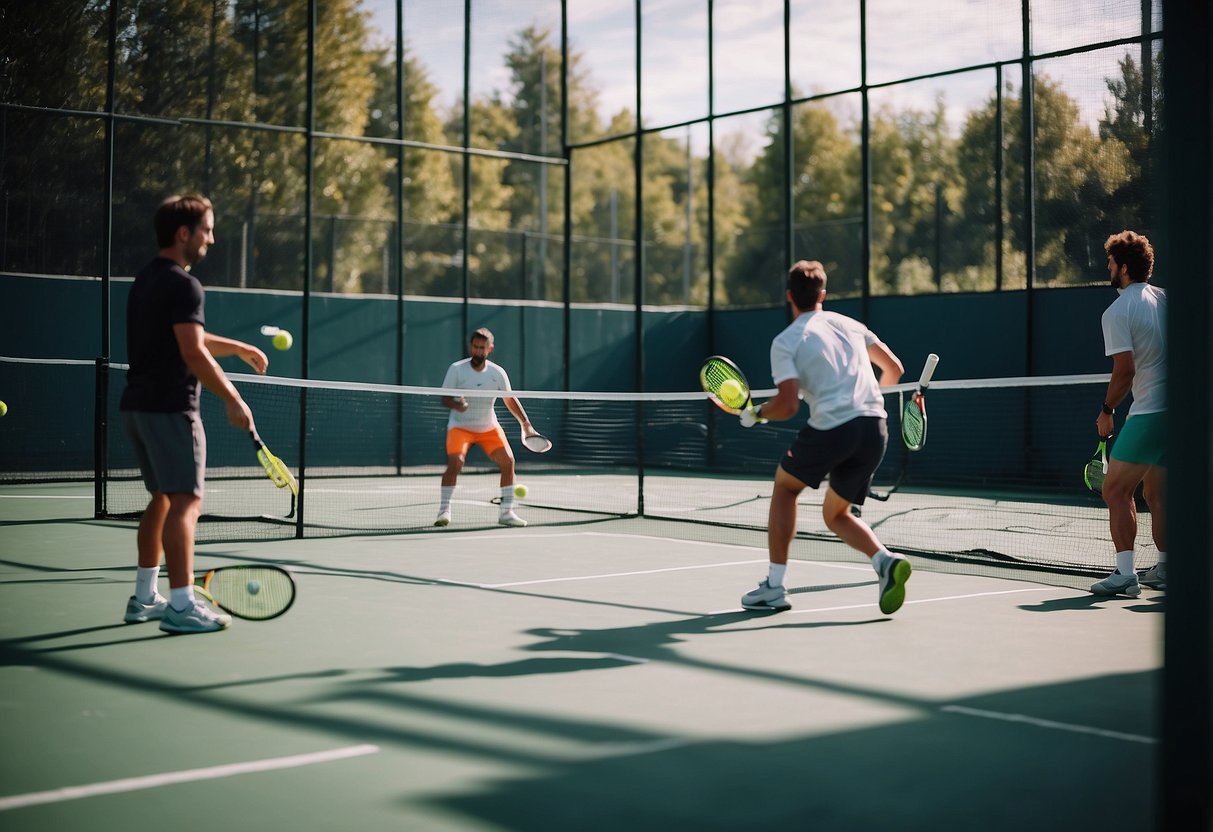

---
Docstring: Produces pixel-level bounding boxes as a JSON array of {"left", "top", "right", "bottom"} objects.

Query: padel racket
[
  {"left": 700, "top": 355, "right": 766, "bottom": 422},
  {"left": 194, "top": 565, "right": 296, "bottom": 620},
  {"left": 521, "top": 428, "right": 553, "bottom": 454},
  {"left": 901, "top": 353, "right": 939, "bottom": 451},
  {"left": 1084, "top": 436, "right": 1111, "bottom": 495},
  {"left": 251, "top": 430, "right": 298, "bottom": 496}
]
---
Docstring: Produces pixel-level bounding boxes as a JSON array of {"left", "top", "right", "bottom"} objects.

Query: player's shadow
[{"left": 1018, "top": 593, "right": 1164, "bottom": 613}]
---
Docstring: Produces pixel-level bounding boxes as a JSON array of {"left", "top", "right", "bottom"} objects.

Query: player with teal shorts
[{"left": 1090, "top": 230, "right": 1167, "bottom": 598}]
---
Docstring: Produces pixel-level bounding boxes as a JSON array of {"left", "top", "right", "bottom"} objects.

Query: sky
[{"left": 365, "top": 0, "right": 1160, "bottom": 157}]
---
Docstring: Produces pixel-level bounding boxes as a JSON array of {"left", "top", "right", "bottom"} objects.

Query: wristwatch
[{"left": 1101, "top": 402, "right": 1115, "bottom": 415}]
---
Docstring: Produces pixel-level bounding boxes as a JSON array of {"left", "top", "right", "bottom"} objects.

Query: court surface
[{"left": 0, "top": 483, "right": 1161, "bottom": 831}]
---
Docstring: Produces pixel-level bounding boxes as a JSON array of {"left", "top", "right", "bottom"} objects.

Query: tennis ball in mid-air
[
  {"left": 514, "top": 484, "right": 528, "bottom": 498},
  {"left": 718, "top": 378, "right": 745, "bottom": 408},
  {"left": 272, "top": 330, "right": 293, "bottom": 351},
  {"left": 0, "top": 400, "right": 7, "bottom": 417},
  {"left": 247, "top": 580, "right": 261, "bottom": 595}
]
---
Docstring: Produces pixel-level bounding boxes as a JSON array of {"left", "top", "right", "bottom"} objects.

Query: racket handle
[
  {"left": 919, "top": 353, "right": 940, "bottom": 388},
  {"left": 260, "top": 325, "right": 281, "bottom": 336}
]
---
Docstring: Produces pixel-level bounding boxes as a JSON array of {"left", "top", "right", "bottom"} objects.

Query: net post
[{"left": 93, "top": 358, "right": 108, "bottom": 519}]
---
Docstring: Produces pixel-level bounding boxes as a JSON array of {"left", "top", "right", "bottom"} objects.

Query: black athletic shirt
[{"left": 120, "top": 257, "right": 206, "bottom": 413}]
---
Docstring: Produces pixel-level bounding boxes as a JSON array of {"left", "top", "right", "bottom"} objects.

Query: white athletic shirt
[
  {"left": 770, "top": 310, "right": 887, "bottom": 430},
  {"left": 1101, "top": 281, "right": 1167, "bottom": 417},
  {"left": 442, "top": 358, "right": 512, "bottom": 431}
]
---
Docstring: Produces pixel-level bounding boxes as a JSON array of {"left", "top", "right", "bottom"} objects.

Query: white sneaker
[
  {"left": 124, "top": 593, "right": 169, "bottom": 623},
  {"left": 740, "top": 578, "right": 791, "bottom": 611},
  {"left": 498, "top": 509, "right": 527, "bottom": 527},
  {"left": 1138, "top": 563, "right": 1165, "bottom": 590},
  {"left": 159, "top": 599, "right": 232, "bottom": 634},
  {"left": 1090, "top": 570, "right": 1142, "bottom": 598},
  {"left": 434, "top": 509, "right": 451, "bottom": 527}
]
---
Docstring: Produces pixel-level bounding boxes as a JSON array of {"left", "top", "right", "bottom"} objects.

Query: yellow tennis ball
[
  {"left": 514, "top": 484, "right": 528, "bottom": 498},
  {"left": 718, "top": 378, "right": 744, "bottom": 407},
  {"left": 0, "top": 400, "right": 7, "bottom": 417},
  {"left": 272, "top": 330, "right": 293, "bottom": 351}
]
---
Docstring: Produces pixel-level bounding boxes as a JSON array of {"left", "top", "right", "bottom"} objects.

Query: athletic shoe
[
  {"left": 159, "top": 600, "right": 232, "bottom": 634},
  {"left": 1138, "top": 563, "right": 1166, "bottom": 590},
  {"left": 741, "top": 578, "right": 791, "bottom": 611},
  {"left": 878, "top": 554, "right": 913, "bottom": 615},
  {"left": 434, "top": 509, "right": 451, "bottom": 527},
  {"left": 498, "top": 509, "right": 527, "bottom": 527},
  {"left": 123, "top": 593, "right": 169, "bottom": 624},
  {"left": 1090, "top": 570, "right": 1142, "bottom": 598}
]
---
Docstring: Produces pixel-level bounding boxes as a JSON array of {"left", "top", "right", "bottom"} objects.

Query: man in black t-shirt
[{"left": 120, "top": 194, "right": 267, "bottom": 635}]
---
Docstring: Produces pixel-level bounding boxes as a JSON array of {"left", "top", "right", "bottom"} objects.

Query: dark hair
[
  {"left": 1104, "top": 230, "right": 1154, "bottom": 282},
  {"left": 787, "top": 260, "right": 827, "bottom": 309},
  {"left": 470, "top": 327, "right": 494, "bottom": 345},
  {"left": 154, "top": 194, "right": 213, "bottom": 248}
]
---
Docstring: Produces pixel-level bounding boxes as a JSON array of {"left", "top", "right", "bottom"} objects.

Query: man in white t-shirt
[
  {"left": 435, "top": 328, "right": 535, "bottom": 528},
  {"left": 1089, "top": 230, "right": 1168, "bottom": 597},
  {"left": 737, "top": 260, "right": 912, "bottom": 614}
]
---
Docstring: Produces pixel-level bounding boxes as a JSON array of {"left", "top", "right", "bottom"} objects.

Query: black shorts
[{"left": 779, "top": 416, "right": 888, "bottom": 505}]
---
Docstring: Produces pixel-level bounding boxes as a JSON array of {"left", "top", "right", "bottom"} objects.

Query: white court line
[
  {"left": 441, "top": 559, "right": 769, "bottom": 589},
  {"left": 0, "top": 495, "right": 92, "bottom": 500},
  {"left": 0, "top": 744, "right": 380, "bottom": 812},
  {"left": 941, "top": 705, "right": 1157, "bottom": 745}
]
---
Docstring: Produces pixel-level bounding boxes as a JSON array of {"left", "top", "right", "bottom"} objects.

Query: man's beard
[{"left": 470, "top": 355, "right": 485, "bottom": 368}]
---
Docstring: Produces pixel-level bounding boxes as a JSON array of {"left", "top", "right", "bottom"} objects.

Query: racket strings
[{"left": 206, "top": 567, "right": 295, "bottom": 620}]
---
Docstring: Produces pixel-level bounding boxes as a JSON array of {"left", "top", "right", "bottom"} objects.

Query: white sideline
[{"left": 0, "top": 744, "right": 380, "bottom": 812}]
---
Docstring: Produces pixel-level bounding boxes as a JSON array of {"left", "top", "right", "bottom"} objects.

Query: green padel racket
[
  {"left": 1084, "top": 436, "right": 1111, "bottom": 495},
  {"left": 901, "top": 353, "right": 939, "bottom": 451},
  {"left": 699, "top": 355, "right": 766, "bottom": 423}
]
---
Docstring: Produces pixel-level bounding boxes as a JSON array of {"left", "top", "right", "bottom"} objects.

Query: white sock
[
  {"left": 871, "top": 549, "right": 893, "bottom": 575},
  {"left": 768, "top": 563, "right": 787, "bottom": 588},
  {"left": 169, "top": 586, "right": 196, "bottom": 611},
  {"left": 439, "top": 486, "right": 454, "bottom": 511},
  {"left": 500, "top": 486, "right": 515, "bottom": 512},
  {"left": 1156, "top": 551, "right": 1167, "bottom": 566},
  {"left": 1115, "top": 550, "right": 1135, "bottom": 576},
  {"left": 135, "top": 566, "right": 161, "bottom": 603}
]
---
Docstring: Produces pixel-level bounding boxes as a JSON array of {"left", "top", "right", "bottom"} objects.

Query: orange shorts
[{"left": 446, "top": 425, "right": 508, "bottom": 457}]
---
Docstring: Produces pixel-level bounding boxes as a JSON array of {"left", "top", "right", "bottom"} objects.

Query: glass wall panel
[
  {"left": 316, "top": 0, "right": 397, "bottom": 138},
  {"left": 869, "top": 72, "right": 999, "bottom": 296},
  {"left": 403, "top": 148, "right": 463, "bottom": 298},
  {"left": 404, "top": 0, "right": 467, "bottom": 146},
  {"left": 1032, "top": 46, "right": 1155, "bottom": 286},
  {"left": 714, "top": 109, "right": 785, "bottom": 308},
  {"left": 1031, "top": 0, "right": 1143, "bottom": 56},
  {"left": 569, "top": 141, "right": 635, "bottom": 304},
  {"left": 312, "top": 138, "right": 397, "bottom": 293},
  {"left": 220, "top": 0, "right": 311, "bottom": 127},
  {"left": 469, "top": 157, "right": 565, "bottom": 301},
  {"left": 713, "top": 0, "right": 784, "bottom": 116},
  {"left": 0, "top": 111, "right": 106, "bottom": 276},
  {"left": 867, "top": 0, "right": 1020, "bottom": 85},
  {"left": 641, "top": 0, "right": 708, "bottom": 128},
  {"left": 0, "top": 3, "right": 109, "bottom": 111},
  {"left": 469, "top": 0, "right": 562, "bottom": 154},
  {"left": 643, "top": 125, "right": 709, "bottom": 307},
  {"left": 567, "top": 2, "right": 637, "bottom": 143},
  {"left": 790, "top": 94, "right": 863, "bottom": 299},
  {"left": 789, "top": 0, "right": 861, "bottom": 97}
]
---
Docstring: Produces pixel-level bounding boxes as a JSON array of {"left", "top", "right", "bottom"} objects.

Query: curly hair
[{"left": 1104, "top": 230, "right": 1154, "bottom": 282}]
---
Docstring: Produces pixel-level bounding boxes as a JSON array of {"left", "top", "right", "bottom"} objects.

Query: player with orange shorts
[{"left": 434, "top": 327, "right": 534, "bottom": 527}]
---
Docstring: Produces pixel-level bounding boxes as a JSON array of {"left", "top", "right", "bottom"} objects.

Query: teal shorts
[{"left": 1111, "top": 411, "right": 1166, "bottom": 466}]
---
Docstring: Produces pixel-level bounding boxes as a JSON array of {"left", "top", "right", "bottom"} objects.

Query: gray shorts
[{"left": 121, "top": 411, "right": 207, "bottom": 496}]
